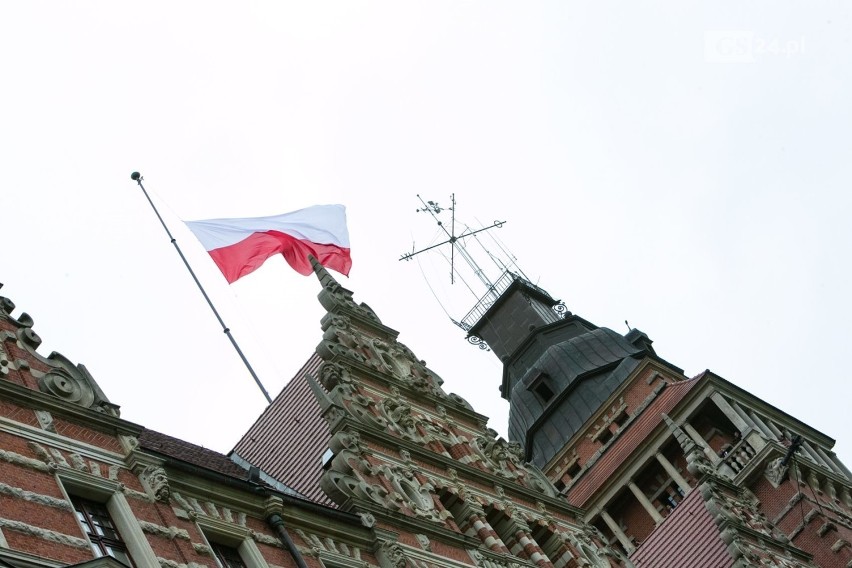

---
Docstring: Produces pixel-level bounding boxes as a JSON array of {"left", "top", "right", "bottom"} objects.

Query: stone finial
[
  {"left": 662, "top": 414, "right": 695, "bottom": 454},
  {"left": 310, "top": 254, "right": 341, "bottom": 291}
]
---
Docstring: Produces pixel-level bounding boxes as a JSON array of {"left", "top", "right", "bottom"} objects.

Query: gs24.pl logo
[{"left": 705, "top": 31, "right": 806, "bottom": 62}]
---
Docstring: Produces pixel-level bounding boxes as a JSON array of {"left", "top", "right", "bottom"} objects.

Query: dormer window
[{"left": 529, "top": 373, "right": 555, "bottom": 404}]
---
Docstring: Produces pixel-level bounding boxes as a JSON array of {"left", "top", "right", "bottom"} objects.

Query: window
[
  {"left": 528, "top": 373, "right": 555, "bottom": 404},
  {"left": 565, "top": 461, "right": 581, "bottom": 479},
  {"left": 71, "top": 495, "right": 135, "bottom": 567},
  {"left": 198, "top": 520, "right": 268, "bottom": 568},
  {"left": 210, "top": 542, "right": 247, "bottom": 568}
]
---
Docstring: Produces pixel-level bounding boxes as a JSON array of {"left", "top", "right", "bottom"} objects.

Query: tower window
[
  {"left": 566, "top": 461, "right": 582, "bottom": 479},
  {"left": 613, "top": 410, "right": 629, "bottom": 429},
  {"left": 71, "top": 495, "right": 135, "bottom": 566},
  {"left": 529, "top": 373, "right": 555, "bottom": 404}
]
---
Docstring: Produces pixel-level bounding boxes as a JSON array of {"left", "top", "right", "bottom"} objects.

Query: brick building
[{"left": 0, "top": 260, "right": 850, "bottom": 568}]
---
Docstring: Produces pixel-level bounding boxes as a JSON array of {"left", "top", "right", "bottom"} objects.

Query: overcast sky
[{"left": 2, "top": 2, "right": 851, "bottom": 467}]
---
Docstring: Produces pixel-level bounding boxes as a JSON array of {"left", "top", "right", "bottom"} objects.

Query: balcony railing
[{"left": 459, "top": 270, "right": 521, "bottom": 331}]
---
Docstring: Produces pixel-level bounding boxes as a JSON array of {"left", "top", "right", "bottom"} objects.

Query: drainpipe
[{"left": 267, "top": 512, "right": 310, "bottom": 568}]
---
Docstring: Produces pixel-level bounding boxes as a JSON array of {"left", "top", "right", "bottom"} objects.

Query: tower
[{"left": 459, "top": 270, "right": 852, "bottom": 566}]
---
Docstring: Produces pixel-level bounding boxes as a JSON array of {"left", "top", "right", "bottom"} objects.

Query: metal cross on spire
[{"left": 399, "top": 194, "right": 506, "bottom": 285}]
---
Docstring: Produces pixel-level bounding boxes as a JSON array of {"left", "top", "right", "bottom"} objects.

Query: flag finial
[{"left": 310, "top": 255, "right": 339, "bottom": 289}]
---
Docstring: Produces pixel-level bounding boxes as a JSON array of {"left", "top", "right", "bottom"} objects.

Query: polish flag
[{"left": 185, "top": 205, "right": 351, "bottom": 283}]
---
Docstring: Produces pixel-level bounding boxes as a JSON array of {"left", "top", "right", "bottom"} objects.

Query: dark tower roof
[
  {"left": 507, "top": 324, "right": 650, "bottom": 467},
  {"left": 463, "top": 271, "right": 678, "bottom": 468}
]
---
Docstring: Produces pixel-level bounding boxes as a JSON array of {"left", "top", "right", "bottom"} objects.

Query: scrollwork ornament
[
  {"left": 466, "top": 335, "right": 490, "bottom": 351},
  {"left": 38, "top": 371, "right": 95, "bottom": 408}
]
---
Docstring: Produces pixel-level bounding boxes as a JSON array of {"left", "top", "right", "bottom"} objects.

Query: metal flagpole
[{"left": 130, "top": 172, "right": 273, "bottom": 404}]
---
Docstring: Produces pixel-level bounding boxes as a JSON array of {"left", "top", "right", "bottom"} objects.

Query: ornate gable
[
  {"left": 0, "top": 284, "right": 118, "bottom": 416},
  {"left": 307, "top": 260, "right": 629, "bottom": 568}
]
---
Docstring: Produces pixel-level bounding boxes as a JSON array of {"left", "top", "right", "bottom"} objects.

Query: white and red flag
[{"left": 185, "top": 204, "right": 351, "bottom": 283}]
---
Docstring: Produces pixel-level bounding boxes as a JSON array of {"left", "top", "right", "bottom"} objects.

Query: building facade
[{"left": 0, "top": 263, "right": 850, "bottom": 568}]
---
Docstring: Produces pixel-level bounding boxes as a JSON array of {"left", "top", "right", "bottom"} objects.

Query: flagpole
[{"left": 130, "top": 172, "right": 273, "bottom": 404}]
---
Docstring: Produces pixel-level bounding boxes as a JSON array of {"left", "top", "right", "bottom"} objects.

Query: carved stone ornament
[
  {"left": 358, "top": 512, "right": 376, "bottom": 528},
  {"left": 386, "top": 466, "right": 442, "bottom": 521},
  {"left": 764, "top": 457, "right": 789, "bottom": 488},
  {"left": 320, "top": 470, "right": 390, "bottom": 508},
  {"left": 140, "top": 466, "right": 171, "bottom": 502},
  {"left": 0, "top": 343, "right": 9, "bottom": 377},
  {"left": 415, "top": 534, "right": 431, "bottom": 552},
  {"left": 474, "top": 436, "right": 525, "bottom": 480},
  {"left": 38, "top": 370, "right": 96, "bottom": 408},
  {"left": 379, "top": 542, "right": 409, "bottom": 568},
  {"left": 701, "top": 482, "right": 781, "bottom": 541},
  {"left": 382, "top": 397, "right": 421, "bottom": 441},
  {"left": 318, "top": 361, "right": 355, "bottom": 392},
  {"left": 313, "top": 261, "right": 382, "bottom": 325}
]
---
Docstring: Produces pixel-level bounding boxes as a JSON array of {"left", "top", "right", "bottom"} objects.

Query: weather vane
[{"left": 399, "top": 194, "right": 505, "bottom": 284}]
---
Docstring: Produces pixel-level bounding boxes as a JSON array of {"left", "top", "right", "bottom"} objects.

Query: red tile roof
[
  {"left": 139, "top": 428, "right": 255, "bottom": 481},
  {"left": 629, "top": 486, "right": 730, "bottom": 567},
  {"left": 231, "top": 353, "right": 334, "bottom": 506},
  {"left": 567, "top": 377, "right": 704, "bottom": 507}
]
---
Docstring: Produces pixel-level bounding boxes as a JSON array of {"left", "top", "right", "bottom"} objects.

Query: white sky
[{"left": 1, "top": 2, "right": 851, "bottom": 468}]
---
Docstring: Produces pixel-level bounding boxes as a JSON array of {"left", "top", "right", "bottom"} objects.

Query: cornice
[
  {"left": 0, "top": 378, "right": 142, "bottom": 437},
  {"left": 0, "top": 548, "right": 64, "bottom": 568},
  {"left": 701, "top": 372, "right": 837, "bottom": 448},
  {"left": 0, "top": 411, "right": 127, "bottom": 466},
  {"left": 350, "top": 499, "right": 483, "bottom": 550}
]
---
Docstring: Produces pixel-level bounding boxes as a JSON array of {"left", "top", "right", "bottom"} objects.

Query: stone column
[
  {"left": 508, "top": 527, "right": 554, "bottom": 568},
  {"left": 628, "top": 481, "right": 663, "bottom": 524},
  {"left": 458, "top": 506, "right": 511, "bottom": 554},
  {"left": 600, "top": 510, "right": 635, "bottom": 554},
  {"left": 801, "top": 440, "right": 831, "bottom": 470},
  {"left": 710, "top": 392, "right": 751, "bottom": 435},
  {"left": 655, "top": 452, "right": 690, "bottom": 493},
  {"left": 764, "top": 418, "right": 784, "bottom": 439},
  {"left": 682, "top": 423, "right": 720, "bottom": 464},
  {"left": 828, "top": 451, "right": 852, "bottom": 479},
  {"left": 746, "top": 410, "right": 776, "bottom": 440},
  {"left": 815, "top": 447, "right": 846, "bottom": 476}
]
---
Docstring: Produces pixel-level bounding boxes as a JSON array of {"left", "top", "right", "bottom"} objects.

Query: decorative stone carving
[
  {"left": 474, "top": 436, "right": 525, "bottom": 480},
  {"left": 313, "top": 261, "right": 382, "bottom": 324},
  {"left": 447, "top": 393, "right": 473, "bottom": 410},
  {"left": 141, "top": 466, "right": 171, "bottom": 502},
  {"left": 382, "top": 397, "right": 421, "bottom": 441},
  {"left": 379, "top": 542, "right": 408, "bottom": 568},
  {"left": 702, "top": 482, "right": 776, "bottom": 538},
  {"left": 386, "top": 466, "right": 441, "bottom": 521},
  {"left": 415, "top": 534, "right": 431, "bottom": 552},
  {"left": 38, "top": 370, "right": 96, "bottom": 408},
  {"left": 0, "top": 344, "right": 9, "bottom": 377},
  {"left": 343, "top": 392, "right": 388, "bottom": 430},
  {"left": 318, "top": 361, "right": 355, "bottom": 392},
  {"left": 358, "top": 512, "right": 376, "bottom": 528},
  {"left": 764, "top": 457, "right": 789, "bottom": 488},
  {"left": 320, "top": 470, "right": 390, "bottom": 508}
]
